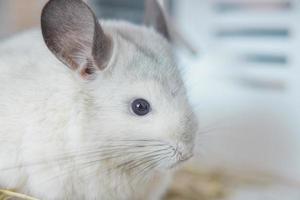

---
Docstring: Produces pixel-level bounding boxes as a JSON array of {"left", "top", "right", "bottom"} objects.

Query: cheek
[{"left": 142, "top": 113, "right": 182, "bottom": 141}]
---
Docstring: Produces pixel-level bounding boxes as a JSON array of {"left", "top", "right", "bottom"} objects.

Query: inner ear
[
  {"left": 79, "top": 59, "right": 97, "bottom": 78},
  {"left": 41, "top": 0, "right": 112, "bottom": 77},
  {"left": 144, "top": 0, "right": 170, "bottom": 40}
]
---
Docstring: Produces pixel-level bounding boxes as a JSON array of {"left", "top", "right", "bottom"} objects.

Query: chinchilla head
[{"left": 41, "top": 0, "right": 198, "bottom": 176}]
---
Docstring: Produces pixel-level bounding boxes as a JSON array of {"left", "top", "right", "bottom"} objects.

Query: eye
[{"left": 131, "top": 98, "right": 151, "bottom": 116}]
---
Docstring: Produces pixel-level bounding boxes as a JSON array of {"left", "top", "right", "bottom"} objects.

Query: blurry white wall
[{"left": 174, "top": 0, "right": 300, "bottom": 182}]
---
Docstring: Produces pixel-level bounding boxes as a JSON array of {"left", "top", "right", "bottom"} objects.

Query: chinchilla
[{"left": 0, "top": 0, "right": 198, "bottom": 199}]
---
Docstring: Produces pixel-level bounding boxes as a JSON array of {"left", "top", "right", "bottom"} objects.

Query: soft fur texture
[{"left": 0, "top": 2, "right": 197, "bottom": 200}]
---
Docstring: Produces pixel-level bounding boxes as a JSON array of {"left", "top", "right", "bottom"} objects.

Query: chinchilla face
[{"left": 41, "top": 0, "right": 198, "bottom": 177}]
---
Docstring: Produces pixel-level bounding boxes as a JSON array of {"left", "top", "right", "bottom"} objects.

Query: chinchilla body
[{"left": 0, "top": 0, "right": 198, "bottom": 200}]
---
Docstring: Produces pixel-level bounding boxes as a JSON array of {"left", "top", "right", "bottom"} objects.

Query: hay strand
[{"left": 0, "top": 190, "right": 39, "bottom": 200}]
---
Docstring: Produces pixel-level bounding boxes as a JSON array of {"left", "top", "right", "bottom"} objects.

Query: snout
[
  {"left": 166, "top": 142, "right": 194, "bottom": 169},
  {"left": 175, "top": 140, "right": 195, "bottom": 162},
  {"left": 162, "top": 112, "right": 198, "bottom": 168},
  {"left": 173, "top": 123, "right": 197, "bottom": 165}
]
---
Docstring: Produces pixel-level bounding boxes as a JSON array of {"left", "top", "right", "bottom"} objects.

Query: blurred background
[{"left": 1, "top": 0, "right": 300, "bottom": 199}]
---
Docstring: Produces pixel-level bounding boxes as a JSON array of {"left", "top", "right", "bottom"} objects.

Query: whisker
[
  {"left": 133, "top": 153, "right": 173, "bottom": 183},
  {"left": 116, "top": 147, "right": 171, "bottom": 171},
  {"left": 0, "top": 143, "right": 166, "bottom": 171},
  {"left": 121, "top": 147, "right": 173, "bottom": 171},
  {"left": 3, "top": 138, "right": 177, "bottom": 189},
  {"left": 34, "top": 144, "right": 171, "bottom": 185}
]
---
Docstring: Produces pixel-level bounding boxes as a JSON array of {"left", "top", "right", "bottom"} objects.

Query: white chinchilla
[{"left": 0, "top": 0, "right": 198, "bottom": 199}]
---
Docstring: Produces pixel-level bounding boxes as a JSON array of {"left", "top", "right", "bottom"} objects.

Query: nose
[
  {"left": 176, "top": 140, "right": 195, "bottom": 161},
  {"left": 179, "top": 151, "right": 194, "bottom": 162}
]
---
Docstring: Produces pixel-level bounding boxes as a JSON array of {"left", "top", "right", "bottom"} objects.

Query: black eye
[{"left": 131, "top": 98, "right": 151, "bottom": 116}]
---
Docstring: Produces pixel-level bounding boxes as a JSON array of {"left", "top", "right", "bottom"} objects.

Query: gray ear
[
  {"left": 144, "top": 0, "right": 170, "bottom": 40},
  {"left": 41, "top": 0, "right": 112, "bottom": 77}
]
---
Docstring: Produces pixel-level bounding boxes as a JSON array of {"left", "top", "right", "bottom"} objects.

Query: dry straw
[{"left": 0, "top": 190, "right": 39, "bottom": 200}]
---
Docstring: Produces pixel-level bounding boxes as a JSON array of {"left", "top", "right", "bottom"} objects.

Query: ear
[
  {"left": 41, "top": 0, "right": 112, "bottom": 78},
  {"left": 144, "top": 0, "right": 170, "bottom": 40}
]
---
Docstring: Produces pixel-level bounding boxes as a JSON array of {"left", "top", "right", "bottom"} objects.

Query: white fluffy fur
[{"left": 0, "top": 21, "right": 197, "bottom": 200}]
